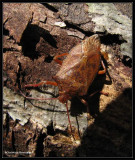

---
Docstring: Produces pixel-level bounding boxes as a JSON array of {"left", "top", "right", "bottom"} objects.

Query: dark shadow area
[
  {"left": 48, "top": 151, "right": 57, "bottom": 157},
  {"left": 3, "top": 27, "right": 9, "bottom": 36},
  {"left": 47, "top": 122, "right": 55, "bottom": 136},
  {"left": 100, "top": 33, "right": 127, "bottom": 45},
  {"left": 122, "top": 55, "right": 132, "bottom": 68},
  {"left": 3, "top": 48, "right": 19, "bottom": 53},
  {"left": 45, "top": 55, "right": 54, "bottom": 63},
  {"left": 35, "top": 132, "right": 46, "bottom": 157},
  {"left": 20, "top": 24, "right": 57, "bottom": 59},
  {"left": 41, "top": 3, "right": 58, "bottom": 12},
  {"left": 70, "top": 97, "right": 87, "bottom": 116},
  {"left": 86, "top": 73, "right": 108, "bottom": 117},
  {"left": 3, "top": 27, "right": 17, "bottom": 53},
  {"left": 76, "top": 88, "right": 132, "bottom": 157},
  {"left": 64, "top": 21, "right": 94, "bottom": 37}
]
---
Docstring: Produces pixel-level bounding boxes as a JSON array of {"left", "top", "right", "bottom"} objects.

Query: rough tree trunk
[{"left": 3, "top": 3, "right": 132, "bottom": 157}]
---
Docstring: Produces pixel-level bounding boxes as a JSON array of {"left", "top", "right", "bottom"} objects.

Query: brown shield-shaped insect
[{"left": 20, "top": 34, "right": 108, "bottom": 134}]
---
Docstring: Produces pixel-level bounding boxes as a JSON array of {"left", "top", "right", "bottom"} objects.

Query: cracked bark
[{"left": 3, "top": 3, "right": 132, "bottom": 157}]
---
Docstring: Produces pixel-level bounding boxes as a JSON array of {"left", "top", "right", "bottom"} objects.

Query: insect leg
[
  {"left": 98, "top": 60, "right": 106, "bottom": 75},
  {"left": 24, "top": 81, "right": 58, "bottom": 88},
  {"left": 88, "top": 90, "right": 109, "bottom": 98},
  {"left": 66, "top": 102, "right": 72, "bottom": 133},
  {"left": 53, "top": 53, "right": 68, "bottom": 65},
  {"left": 80, "top": 98, "right": 91, "bottom": 120}
]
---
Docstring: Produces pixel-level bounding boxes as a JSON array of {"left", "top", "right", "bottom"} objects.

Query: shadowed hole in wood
[{"left": 20, "top": 24, "right": 57, "bottom": 60}]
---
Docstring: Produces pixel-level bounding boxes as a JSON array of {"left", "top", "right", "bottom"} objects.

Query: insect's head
[{"left": 58, "top": 92, "right": 71, "bottom": 104}]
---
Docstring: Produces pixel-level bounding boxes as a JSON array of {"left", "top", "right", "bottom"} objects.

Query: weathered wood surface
[{"left": 3, "top": 3, "right": 132, "bottom": 157}]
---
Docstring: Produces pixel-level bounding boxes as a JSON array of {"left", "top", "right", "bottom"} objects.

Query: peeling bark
[{"left": 3, "top": 3, "right": 132, "bottom": 157}]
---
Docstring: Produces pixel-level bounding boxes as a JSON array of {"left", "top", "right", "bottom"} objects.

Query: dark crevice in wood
[
  {"left": 47, "top": 122, "right": 55, "bottom": 136},
  {"left": 3, "top": 27, "right": 9, "bottom": 36},
  {"left": 41, "top": 3, "right": 58, "bottom": 12},
  {"left": 64, "top": 21, "right": 93, "bottom": 37},
  {"left": 35, "top": 132, "right": 46, "bottom": 157}
]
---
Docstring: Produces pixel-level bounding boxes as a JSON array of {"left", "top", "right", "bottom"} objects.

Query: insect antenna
[
  {"left": 19, "top": 90, "right": 57, "bottom": 101},
  {"left": 66, "top": 102, "right": 75, "bottom": 140},
  {"left": 20, "top": 90, "right": 75, "bottom": 140},
  {"left": 66, "top": 102, "right": 72, "bottom": 131}
]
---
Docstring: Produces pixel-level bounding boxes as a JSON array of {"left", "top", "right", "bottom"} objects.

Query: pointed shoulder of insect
[
  {"left": 100, "top": 50, "right": 109, "bottom": 61},
  {"left": 82, "top": 35, "right": 101, "bottom": 54}
]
